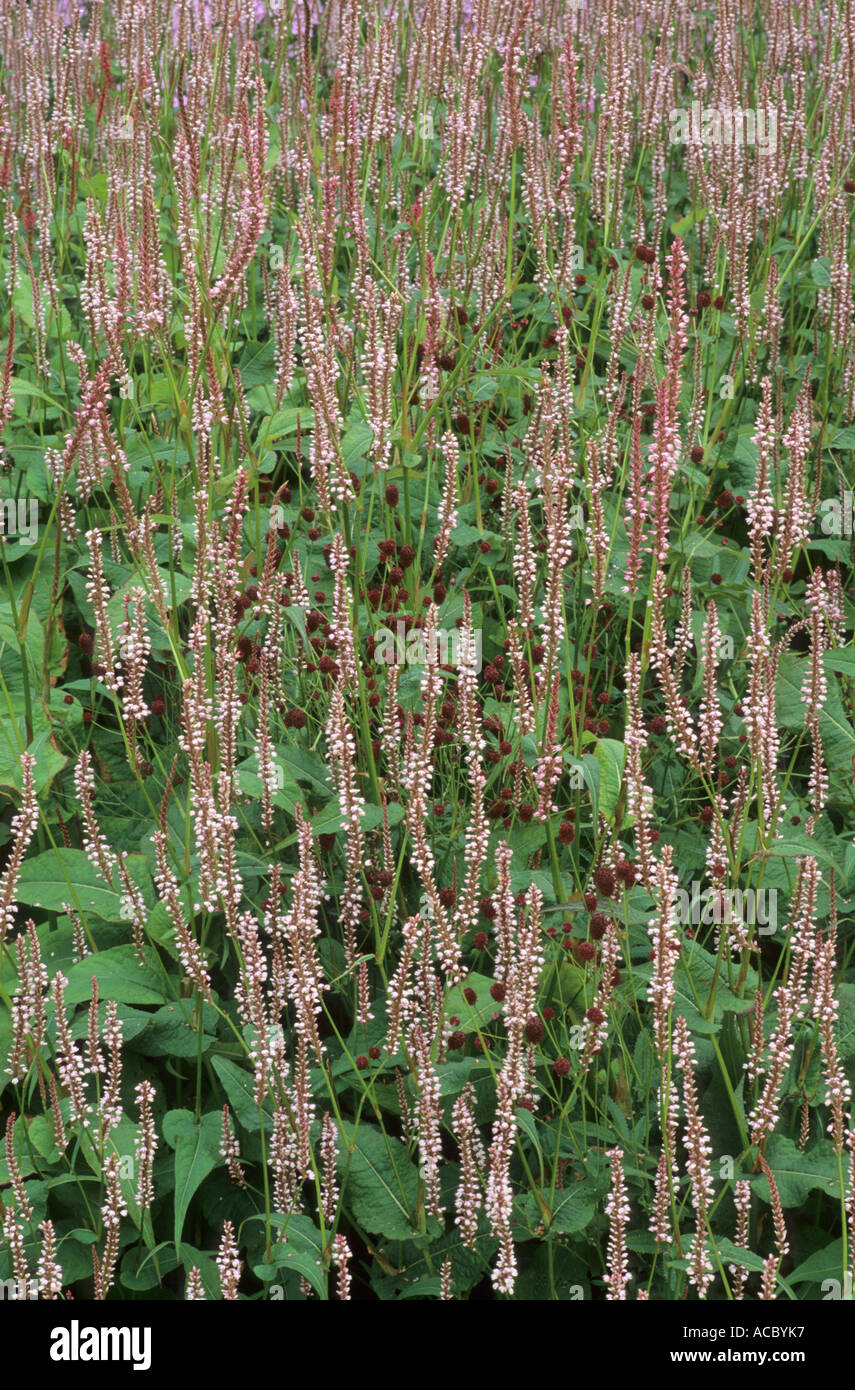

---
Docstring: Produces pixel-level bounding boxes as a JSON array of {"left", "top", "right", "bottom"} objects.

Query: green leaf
[
  {"left": 236, "top": 753, "right": 303, "bottom": 813},
  {"left": 670, "top": 205, "right": 707, "bottom": 237},
  {"left": 0, "top": 1114, "right": 37, "bottom": 1184},
  {"left": 63, "top": 945, "right": 167, "bottom": 1006},
  {"left": 276, "top": 745, "right": 333, "bottom": 796},
  {"left": 72, "top": 1000, "right": 152, "bottom": 1046},
  {"left": 529, "top": 1181, "right": 598, "bottom": 1234},
  {"left": 259, "top": 407, "right": 314, "bottom": 444},
  {"left": 133, "top": 1003, "right": 216, "bottom": 1057},
  {"left": 834, "top": 984, "right": 855, "bottom": 1059},
  {"left": 10, "top": 374, "right": 71, "bottom": 416},
  {"left": 162, "top": 1110, "right": 223, "bottom": 1249},
  {"left": 337, "top": 1123, "right": 422, "bottom": 1240},
  {"left": 593, "top": 739, "right": 625, "bottom": 824},
  {"left": 267, "top": 1214, "right": 328, "bottom": 1299},
  {"left": 341, "top": 421, "right": 375, "bottom": 467},
  {"left": 823, "top": 649, "right": 855, "bottom": 679},
  {"left": 174, "top": 1243, "right": 221, "bottom": 1299},
  {"left": 751, "top": 1135, "right": 841, "bottom": 1208},
  {"left": 810, "top": 257, "right": 831, "bottom": 288},
  {"left": 515, "top": 1106, "right": 544, "bottom": 1166},
  {"left": 211, "top": 1055, "right": 273, "bottom": 1132},
  {"left": 777, "top": 653, "right": 855, "bottom": 798},
  {"left": 120, "top": 1244, "right": 181, "bottom": 1292},
  {"left": 443, "top": 972, "right": 503, "bottom": 1033},
  {"left": 371, "top": 1225, "right": 496, "bottom": 1299},
  {"left": 238, "top": 339, "right": 275, "bottom": 388},
  {"left": 713, "top": 1238, "right": 768, "bottom": 1274},
  {"left": 764, "top": 828, "right": 844, "bottom": 877},
  {"left": 568, "top": 753, "right": 600, "bottom": 819},
  {"left": 634, "top": 943, "right": 756, "bottom": 1035},
  {"left": 788, "top": 1239, "right": 846, "bottom": 1288},
  {"left": 0, "top": 727, "right": 67, "bottom": 796},
  {"left": 14, "top": 848, "right": 151, "bottom": 920}
]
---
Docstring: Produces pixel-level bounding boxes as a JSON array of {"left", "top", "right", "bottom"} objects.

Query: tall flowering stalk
[
  {"left": 776, "top": 375, "right": 813, "bottom": 565},
  {"left": 362, "top": 280, "right": 402, "bottom": 469},
  {"left": 403, "top": 605, "right": 458, "bottom": 978},
  {"left": 534, "top": 672, "right": 562, "bottom": 822},
  {"left": 512, "top": 482, "right": 536, "bottom": 632},
  {"left": 801, "top": 569, "right": 829, "bottom": 727},
  {"left": 624, "top": 653, "right": 655, "bottom": 890},
  {"left": 36, "top": 1221, "right": 62, "bottom": 1300},
  {"left": 85, "top": 528, "right": 122, "bottom": 695},
  {"left": 152, "top": 829, "right": 212, "bottom": 999},
  {"left": 673, "top": 1016, "right": 715, "bottom": 1299},
  {"left": 457, "top": 592, "right": 489, "bottom": 940},
  {"left": 749, "top": 858, "right": 819, "bottom": 1144},
  {"left": 452, "top": 1082, "right": 486, "bottom": 1250},
  {"left": 579, "top": 921, "right": 620, "bottom": 1071},
  {"left": 280, "top": 804, "right": 328, "bottom": 1061},
  {"left": 648, "top": 845, "right": 681, "bottom": 1059},
  {"left": 75, "top": 749, "right": 116, "bottom": 884},
  {"left": 622, "top": 411, "right": 646, "bottom": 596},
  {"left": 410, "top": 1022, "right": 445, "bottom": 1222},
  {"left": 729, "top": 1180, "right": 753, "bottom": 1299},
  {"left": 604, "top": 1147, "right": 632, "bottom": 1299},
  {"left": 485, "top": 883, "right": 544, "bottom": 1295},
  {"left": 134, "top": 1080, "right": 157, "bottom": 1213},
  {"left": 649, "top": 572, "right": 697, "bottom": 766},
  {"left": 650, "top": 1067, "right": 680, "bottom": 1248},
  {"left": 6, "top": 919, "right": 48, "bottom": 1085},
  {"left": 208, "top": 74, "right": 268, "bottom": 322},
  {"left": 432, "top": 431, "right": 460, "bottom": 580},
  {"left": 0, "top": 753, "right": 38, "bottom": 944},
  {"left": 327, "top": 686, "right": 366, "bottom": 974},
  {"left": 93, "top": 1153, "right": 127, "bottom": 1300},
  {"left": 812, "top": 929, "right": 851, "bottom": 1151},
  {"left": 216, "top": 1221, "right": 241, "bottom": 1301},
  {"left": 743, "top": 590, "right": 781, "bottom": 838},
  {"left": 648, "top": 238, "right": 688, "bottom": 568},
  {"left": 746, "top": 377, "right": 777, "bottom": 581},
  {"left": 328, "top": 533, "right": 358, "bottom": 690},
  {"left": 698, "top": 601, "right": 723, "bottom": 775}
]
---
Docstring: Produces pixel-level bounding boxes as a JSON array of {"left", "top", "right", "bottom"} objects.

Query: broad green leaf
[
  {"left": 635, "top": 943, "right": 756, "bottom": 1035},
  {"left": 258, "top": 407, "right": 314, "bottom": 444},
  {"left": 162, "top": 1110, "right": 223, "bottom": 1250},
  {"left": 515, "top": 1106, "right": 544, "bottom": 1167},
  {"left": 238, "top": 339, "right": 275, "bottom": 388},
  {"left": 132, "top": 1003, "right": 216, "bottom": 1057},
  {"left": 211, "top": 1055, "right": 273, "bottom": 1132},
  {"left": 788, "top": 1239, "right": 846, "bottom": 1287},
  {"left": 777, "top": 653, "right": 855, "bottom": 798},
  {"left": 567, "top": 752, "right": 599, "bottom": 819},
  {"left": 276, "top": 745, "right": 333, "bottom": 796},
  {"left": 713, "top": 1238, "right": 769, "bottom": 1274},
  {"left": 15, "top": 848, "right": 151, "bottom": 920},
  {"left": 810, "top": 257, "right": 831, "bottom": 288},
  {"left": 751, "top": 1135, "right": 841, "bottom": 1208},
  {"left": 835, "top": 984, "right": 855, "bottom": 1059},
  {"left": 64, "top": 945, "right": 167, "bottom": 1006},
  {"left": 266, "top": 1214, "right": 328, "bottom": 1299},
  {"left": 444, "top": 972, "right": 504, "bottom": 1033},
  {"left": 823, "top": 649, "right": 855, "bottom": 678},
  {"left": 120, "top": 1244, "right": 181, "bottom": 1292},
  {"left": 593, "top": 738, "right": 625, "bottom": 824},
  {"left": 336, "top": 1123, "right": 423, "bottom": 1240},
  {"left": 525, "top": 1179, "right": 598, "bottom": 1234}
]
